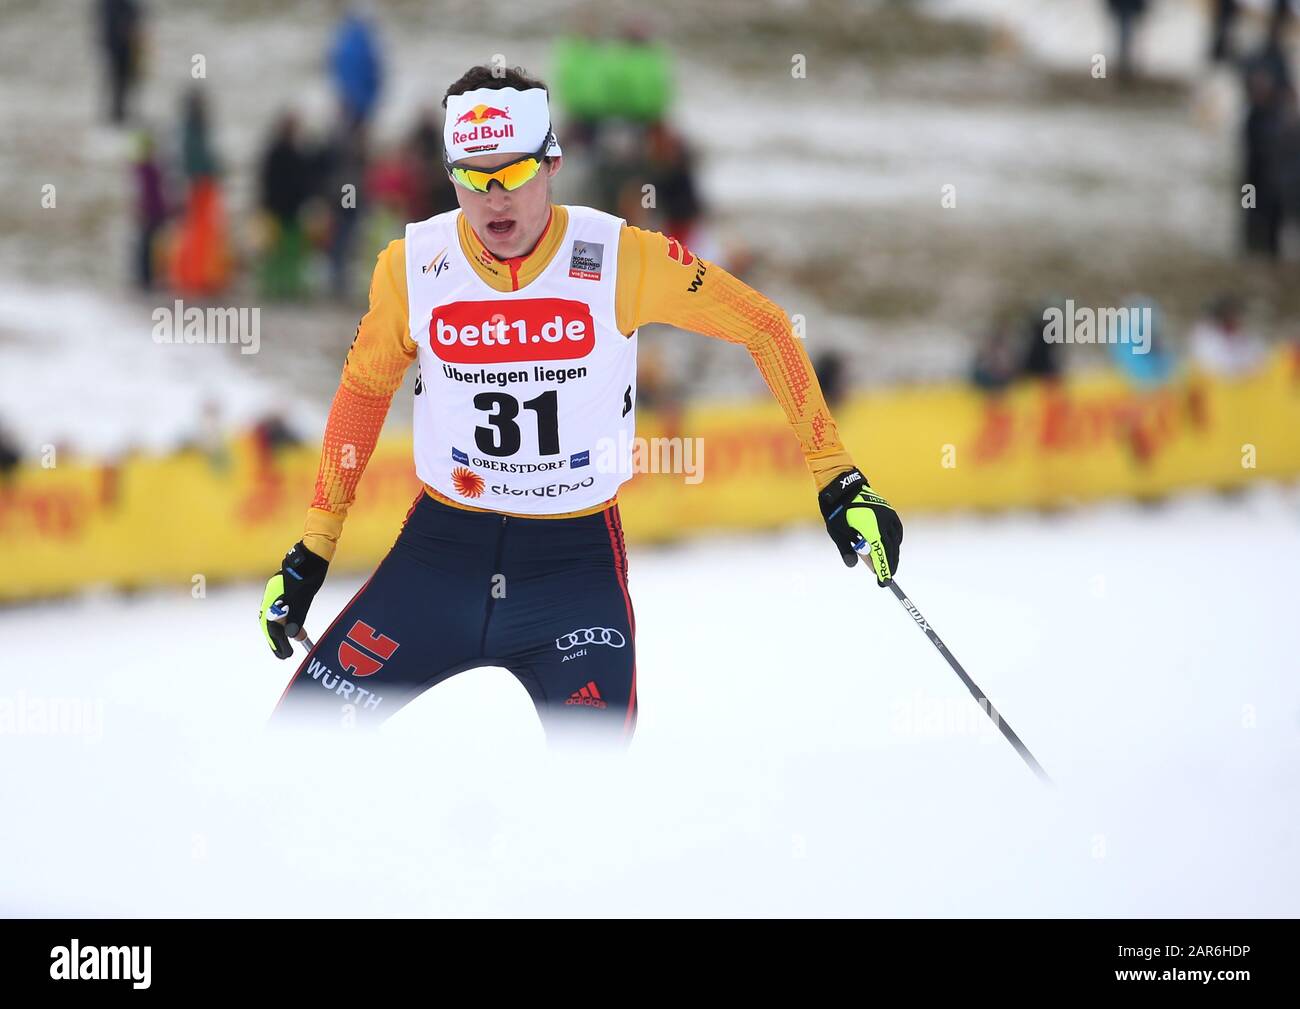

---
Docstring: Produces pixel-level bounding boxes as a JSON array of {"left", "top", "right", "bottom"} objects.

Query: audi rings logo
[{"left": 555, "top": 627, "right": 626, "bottom": 650}]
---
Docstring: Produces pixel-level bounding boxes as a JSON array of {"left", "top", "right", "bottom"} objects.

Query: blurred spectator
[
  {"left": 0, "top": 423, "right": 19, "bottom": 482},
  {"left": 329, "top": 6, "right": 384, "bottom": 130},
  {"left": 1104, "top": 0, "right": 1148, "bottom": 82},
  {"left": 554, "top": 21, "right": 673, "bottom": 131},
  {"left": 605, "top": 18, "right": 674, "bottom": 123},
  {"left": 646, "top": 122, "right": 703, "bottom": 247},
  {"left": 180, "top": 86, "right": 219, "bottom": 180},
  {"left": 970, "top": 324, "right": 1021, "bottom": 393},
  {"left": 1107, "top": 296, "right": 1174, "bottom": 388},
  {"left": 408, "top": 108, "right": 458, "bottom": 219},
  {"left": 1242, "top": 3, "right": 1294, "bottom": 94},
  {"left": 552, "top": 28, "right": 606, "bottom": 149},
  {"left": 167, "top": 88, "right": 231, "bottom": 295},
  {"left": 367, "top": 142, "right": 419, "bottom": 220},
  {"left": 1242, "top": 65, "right": 1287, "bottom": 257},
  {"left": 130, "top": 129, "right": 167, "bottom": 291},
  {"left": 1189, "top": 294, "right": 1269, "bottom": 375},
  {"left": 591, "top": 120, "right": 650, "bottom": 217},
  {"left": 364, "top": 139, "right": 421, "bottom": 257},
  {"left": 1021, "top": 300, "right": 1064, "bottom": 381},
  {"left": 812, "top": 351, "right": 848, "bottom": 407},
  {"left": 257, "top": 112, "right": 313, "bottom": 299},
  {"left": 1203, "top": 1, "right": 1293, "bottom": 66},
  {"left": 1235, "top": 6, "right": 1296, "bottom": 257},
  {"left": 315, "top": 119, "right": 370, "bottom": 300},
  {"left": 98, "top": 0, "right": 143, "bottom": 124},
  {"left": 1107, "top": 297, "right": 1178, "bottom": 466},
  {"left": 253, "top": 414, "right": 302, "bottom": 453},
  {"left": 1270, "top": 83, "right": 1300, "bottom": 239},
  {"left": 1210, "top": 0, "right": 1239, "bottom": 64}
]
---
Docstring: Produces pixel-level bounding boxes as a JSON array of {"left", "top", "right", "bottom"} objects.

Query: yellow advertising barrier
[{"left": 2, "top": 352, "right": 1298, "bottom": 601}]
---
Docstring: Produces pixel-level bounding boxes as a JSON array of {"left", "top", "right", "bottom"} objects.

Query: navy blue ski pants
[{"left": 270, "top": 491, "right": 638, "bottom": 742}]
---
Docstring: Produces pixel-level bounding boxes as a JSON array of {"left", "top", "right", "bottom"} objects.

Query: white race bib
[{"left": 405, "top": 206, "right": 638, "bottom": 514}]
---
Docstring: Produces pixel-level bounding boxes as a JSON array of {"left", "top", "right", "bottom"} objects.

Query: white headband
[{"left": 444, "top": 86, "right": 562, "bottom": 163}]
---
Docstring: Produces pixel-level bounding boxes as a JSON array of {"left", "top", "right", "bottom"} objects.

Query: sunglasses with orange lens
[{"left": 446, "top": 132, "right": 553, "bottom": 193}]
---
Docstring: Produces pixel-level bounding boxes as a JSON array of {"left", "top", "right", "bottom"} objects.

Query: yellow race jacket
[{"left": 303, "top": 205, "right": 855, "bottom": 561}]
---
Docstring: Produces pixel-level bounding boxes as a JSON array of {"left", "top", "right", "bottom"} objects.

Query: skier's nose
[{"left": 484, "top": 182, "right": 511, "bottom": 211}]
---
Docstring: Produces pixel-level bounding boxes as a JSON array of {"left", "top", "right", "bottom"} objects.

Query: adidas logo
[{"left": 564, "top": 681, "right": 607, "bottom": 709}]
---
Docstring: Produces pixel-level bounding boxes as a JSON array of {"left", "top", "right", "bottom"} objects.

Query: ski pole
[
  {"left": 295, "top": 631, "right": 315, "bottom": 652},
  {"left": 860, "top": 555, "right": 1053, "bottom": 785}
]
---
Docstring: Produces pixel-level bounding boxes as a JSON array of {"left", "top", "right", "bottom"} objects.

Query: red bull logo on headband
[{"left": 451, "top": 104, "right": 514, "bottom": 149}]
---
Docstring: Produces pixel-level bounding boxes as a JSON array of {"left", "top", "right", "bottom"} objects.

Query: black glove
[
  {"left": 818, "top": 468, "right": 903, "bottom": 585},
  {"left": 258, "top": 541, "right": 329, "bottom": 659}
]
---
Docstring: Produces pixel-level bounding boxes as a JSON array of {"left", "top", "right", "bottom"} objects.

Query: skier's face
[{"left": 450, "top": 154, "right": 561, "bottom": 259}]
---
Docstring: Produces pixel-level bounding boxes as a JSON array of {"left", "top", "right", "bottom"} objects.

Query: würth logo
[
  {"left": 666, "top": 236, "right": 694, "bottom": 265},
  {"left": 429, "top": 298, "right": 595, "bottom": 364},
  {"left": 337, "top": 620, "right": 399, "bottom": 678},
  {"left": 50, "top": 940, "right": 151, "bottom": 989}
]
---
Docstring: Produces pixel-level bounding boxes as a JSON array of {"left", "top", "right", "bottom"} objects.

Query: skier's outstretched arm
[
  {"left": 615, "top": 225, "right": 902, "bottom": 584},
  {"left": 258, "top": 239, "right": 416, "bottom": 658}
]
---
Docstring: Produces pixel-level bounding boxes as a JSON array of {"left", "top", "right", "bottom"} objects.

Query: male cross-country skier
[{"left": 260, "top": 65, "right": 903, "bottom": 743}]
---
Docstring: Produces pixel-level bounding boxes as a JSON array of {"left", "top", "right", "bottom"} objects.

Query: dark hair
[{"left": 442, "top": 65, "right": 549, "bottom": 108}]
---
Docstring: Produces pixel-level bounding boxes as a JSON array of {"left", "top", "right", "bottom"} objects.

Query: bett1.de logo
[{"left": 429, "top": 298, "right": 595, "bottom": 364}]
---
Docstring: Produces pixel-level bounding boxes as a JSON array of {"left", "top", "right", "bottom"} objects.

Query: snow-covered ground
[{"left": 2, "top": 487, "right": 1297, "bottom": 917}]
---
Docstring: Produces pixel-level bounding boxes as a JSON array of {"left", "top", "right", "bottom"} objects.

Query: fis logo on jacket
[{"left": 423, "top": 248, "right": 450, "bottom": 277}]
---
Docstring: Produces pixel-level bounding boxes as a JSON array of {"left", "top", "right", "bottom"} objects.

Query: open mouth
[{"left": 486, "top": 219, "right": 516, "bottom": 239}]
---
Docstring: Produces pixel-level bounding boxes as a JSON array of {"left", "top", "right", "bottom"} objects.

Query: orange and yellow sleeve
[
  {"left": 614, "top": 225, "right": 854, "bottom": 489},
  {"left": 302, "top": 239, "right": 416, "bottom": 561}
]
